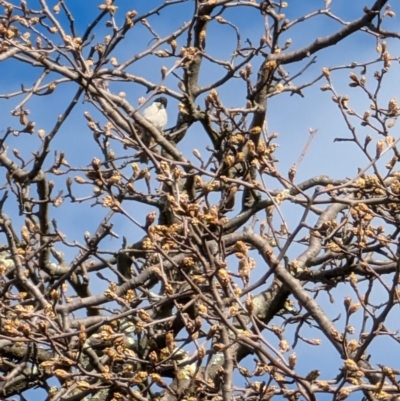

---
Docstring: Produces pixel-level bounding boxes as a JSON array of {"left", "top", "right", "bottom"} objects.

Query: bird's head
[{"left": 154, "top": 96, "right": 168, "bottom": 109}]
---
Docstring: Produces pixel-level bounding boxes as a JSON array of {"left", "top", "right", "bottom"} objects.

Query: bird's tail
[
  {"left": 140, "top": 152, "right": 149, "bottom": 164},
  {"left": 140, "top": 127, "right": 150, "bottom": 164}
]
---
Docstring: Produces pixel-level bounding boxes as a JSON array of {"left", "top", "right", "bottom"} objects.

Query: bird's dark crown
[{"left": 154, "top": 96, "right": 168, "bottom": 108}]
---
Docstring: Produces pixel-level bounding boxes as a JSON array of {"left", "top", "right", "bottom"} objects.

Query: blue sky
[{"left": 1, "top": 0, "right": 400, "bottom": 399}]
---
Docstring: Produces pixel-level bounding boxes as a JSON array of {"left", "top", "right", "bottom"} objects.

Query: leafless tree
[{"left": 0, "top": 1, "right": 399, "bottom": 400}]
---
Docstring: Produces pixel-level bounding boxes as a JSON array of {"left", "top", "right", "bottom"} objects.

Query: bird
[{"left": 140, "top": 96, "right": 168, "bottom": 163}]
